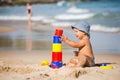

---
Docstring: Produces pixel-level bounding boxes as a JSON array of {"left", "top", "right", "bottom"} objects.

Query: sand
[
  {"left": 0, "top": 26, "right": 17, "bottom": 32},
  {"left": 0, "top": 50, "right": 120, "bottom": 80}
]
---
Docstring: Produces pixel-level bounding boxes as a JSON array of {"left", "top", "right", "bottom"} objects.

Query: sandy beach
[{"left": 0, "top": 50, "right": 120, "bottom": 80}]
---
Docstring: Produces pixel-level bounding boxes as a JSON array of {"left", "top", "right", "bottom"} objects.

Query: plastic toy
[
  {"left": 100, "top": 65, "right": 113, "bottom": 69},
  {"left": 100, "top": 63, "right": 107, "bottom": 66},
  {"left": 41, "top": 60, "right": 49, "bottom": 66},
  {"left": 51, "top": 61, "right": 62, "bottom": 69},
  {"left": 100, "top": 63, "right": 113, "bottom": 70},
  {"left": 51, "top": 28, "right": 63, "bottom": 69}
]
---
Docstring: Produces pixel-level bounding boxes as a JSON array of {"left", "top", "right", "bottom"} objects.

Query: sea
[
  {"left": 0, "top": 0, "right": 120, "bottom": 32},
  {"left": 0, "top": 0, "right": 120, "bottom": 53}
]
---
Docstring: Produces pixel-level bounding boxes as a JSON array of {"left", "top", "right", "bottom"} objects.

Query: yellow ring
[{"left": 52, "top": 44, "right": 62, "bottom": 52}]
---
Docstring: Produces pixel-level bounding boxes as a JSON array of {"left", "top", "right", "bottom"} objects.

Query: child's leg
[
  {"left": 77, "top": 55, "right": 95, "bottom": 67},
  {"left": 66, "top": 55, "right": 94, "bottom": 67},
  {"left": 77, "top": 54, "right": 87, "bottom": 67},
  {"left": 66, "top": 57, "right": 78, "bottom": 67},
  {"left": 66, "top": 55, "right": 87, "bottom": 67}
]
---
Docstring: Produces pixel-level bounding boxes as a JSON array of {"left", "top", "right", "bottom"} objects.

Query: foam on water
[
  {"left": 91, "top": 24, "right": 120, "bottom": 32},
  {"left": 0, "top": 16, "right": 27, "bottom": 20},
  {"left": 54, "top": 13, "right": 94, "bottom": 20},
  {"left": 0, "top": 16, "right": 45, "bottom": 21},
  {"left": 42, "top": 18, "right": 56, "bottom": 23},
  {"left": 51, "top": 22, "right": 120, "bottom": 33},
  {"left": 66, "top": 7, "right": 89, "bottom": 14},
  {"left": 32, "top": 16, "right": 45, "bottom": 21},
  {"left": 51, "top": 21, "right": 74, "bottom": 27},
  {"left": 57, "top": 1, "right": 71, "bottom": 7}
]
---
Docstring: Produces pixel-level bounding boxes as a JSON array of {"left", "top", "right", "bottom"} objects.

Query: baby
[{"left": 61, "top": 21, "right": 95, "bottom": 67}]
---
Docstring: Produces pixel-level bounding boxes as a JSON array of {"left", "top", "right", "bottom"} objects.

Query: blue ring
[
  {"left": 51, "top": 61, "right": 62, "bottom": 68},
  {"left": 53, "top": 36, "right": 61, "bottom": 43}
]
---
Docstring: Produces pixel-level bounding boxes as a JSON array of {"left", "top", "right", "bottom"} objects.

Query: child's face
[{"left": 73, "top": 28, "right": 85, "bottom": 38}]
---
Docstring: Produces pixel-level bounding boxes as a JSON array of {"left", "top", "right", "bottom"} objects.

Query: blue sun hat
[{"left": 71, "top": 21, "right": 90, "bottom": 37}]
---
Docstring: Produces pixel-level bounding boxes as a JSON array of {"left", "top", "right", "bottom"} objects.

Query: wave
[
  {"left": 51, "top": 21, "right": 74, "bottom": 27},
  {"left": 54, "top": 13, "right": 94, "bottom": 20},
  {"left": 57, "top": 1, "right": 70, "bottom": 7},
  {"left": 91, "top": 24, "right": 120, "bottom": 32},
  {"left": 0, "top": 16, "right": 45, "bottom": 21},
  {"left": 42, "top": 18, "right": 55, "bottom": 23},
  {"left": 66, "top": 7, "right": 89, "bottom": 14},
  {"left": 51, "top": 22, "right": 120, "bottom": 32},
  {"left": 0, "top": 15, "right": 119, "bottom": 33}
]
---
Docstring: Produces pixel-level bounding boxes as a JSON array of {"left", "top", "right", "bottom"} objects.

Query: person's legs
[
  {"left": 66, "top": 57, "right": 78, "bottom": 67},
  {"left": 77, "top": 54, "right": 87, "bottom": 67},
  {"left": 66, "top": 54, "right": 87, "bottom": 67},
  {"left": 66, "top": 54, "right": 95, "bottom": 67}
]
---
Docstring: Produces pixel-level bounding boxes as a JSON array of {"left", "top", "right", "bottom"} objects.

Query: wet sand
[
  {"left": 0, "top": 26, "right": 17, "bottom": 32},
  {"left": 0, "top": 50, "right": 120, "bottom": 80},
  {"left": 0, "top": 20, "right": 120, "bottom": 53}
]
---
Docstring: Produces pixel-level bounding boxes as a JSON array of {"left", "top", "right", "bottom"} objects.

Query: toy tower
[{"left": 51, "top": 29, "right": 63, "bottom": 69}]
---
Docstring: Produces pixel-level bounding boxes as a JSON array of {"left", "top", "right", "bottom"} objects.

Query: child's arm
[{"left": 61, "top": 35, "right": 85, "bottom": 48}]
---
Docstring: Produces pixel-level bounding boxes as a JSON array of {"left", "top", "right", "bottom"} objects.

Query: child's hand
[{"left": 61, "top": 35, "right": 68, "bottom": 42}]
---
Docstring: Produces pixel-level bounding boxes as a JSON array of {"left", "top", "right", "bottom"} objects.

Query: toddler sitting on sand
[{"left": 61, "top": 21, "right": 95, "bottom": 67}]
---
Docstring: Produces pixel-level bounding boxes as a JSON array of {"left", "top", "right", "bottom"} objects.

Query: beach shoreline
[
  {"left": 0, "top": 20, "right": 120, "bottom": 33},
  {"left": 0, "top": 20, "right": 120, "bottom": 54}
]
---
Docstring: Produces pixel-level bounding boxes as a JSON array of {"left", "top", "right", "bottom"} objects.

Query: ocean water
[
  {"left": 0, "top": 1, "right": 120, "bottom": 53},
  {"left": 0, "top": 0, "right": 120, "bottom": 32}
]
